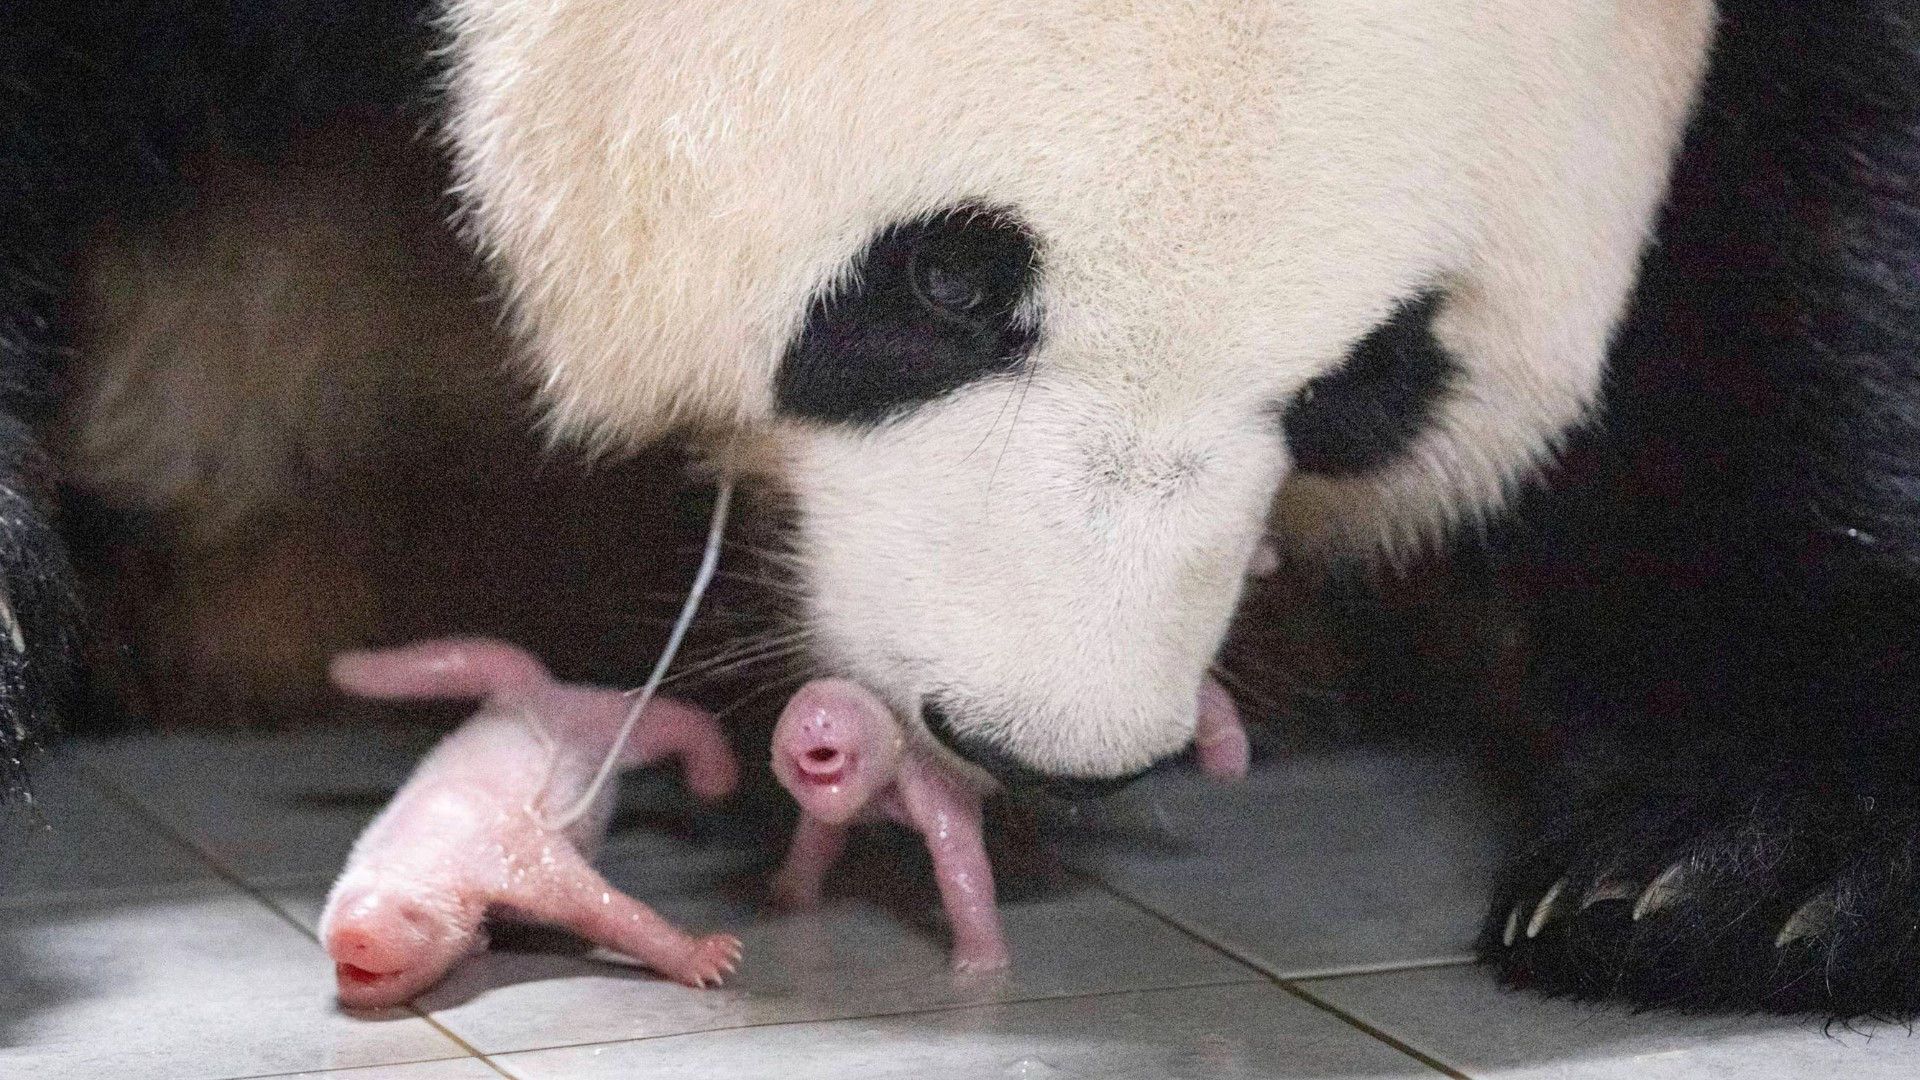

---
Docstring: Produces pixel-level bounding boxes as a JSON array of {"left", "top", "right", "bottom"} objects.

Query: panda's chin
[{"left": 918, "top": 697, "right": 1163, "bottom": 797}]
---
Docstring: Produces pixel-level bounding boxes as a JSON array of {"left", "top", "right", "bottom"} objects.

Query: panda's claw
[
  {"left": 1579, "top": 876, "right": 1637, "bottom": 911},
  {"left": 1524, "top": 877, "right": 1569, "bottom": 939},
  {"left": 1485, "top": 743, "right": 1920, "bottom": 1015},
  {"left": 1775, "top": 887, "right": 1838, "bottom": 949},
  {"left": 1631, "top": 860, "right": 1692, "bottom": 921}
]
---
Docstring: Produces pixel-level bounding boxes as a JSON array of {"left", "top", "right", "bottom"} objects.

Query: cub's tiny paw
[{"left": 667, "top": 933, "right": 745, "bottom": 989}]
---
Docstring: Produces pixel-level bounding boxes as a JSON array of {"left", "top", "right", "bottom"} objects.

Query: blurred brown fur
[{"left": 58, "top": 115, "right": 728, "bottom": 728}]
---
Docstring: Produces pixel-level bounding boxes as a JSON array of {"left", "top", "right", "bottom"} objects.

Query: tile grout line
[
  {"left": 73, "top": 760, "right": 517, "bottom": 1080},
  {"left": 465, "top": 978, "right": 1277, "bottom": 1063},
  {"left": 1078, "top": 872, "right": 1475, "bottom": 1080},
  {"left": 1271, "top": 981, "right": 1474, "bottom": 1080},
  {"left": 422, "top": 972, "right": 1267, "bottom": 1061},
  {"left": 68, "top": 759, "right": 313, "bottom": 930},
  {"left": 213, "top": 1054, "right": 490, "bottom": 1080},
  {"left": 1291, "top": 955, "right": 1481, "bottom": 981}
]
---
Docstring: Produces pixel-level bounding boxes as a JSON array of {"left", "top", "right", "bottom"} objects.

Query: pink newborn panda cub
[
  {"left": 767, "top": 678, "right": 1251, "bottom": 973},
  {"left": 319, "top": 638, "right": 745, "bottom": 1008}
]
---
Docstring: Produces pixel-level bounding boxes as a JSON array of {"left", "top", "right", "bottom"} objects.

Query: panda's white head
[{"left": 442, "top": 0, "right": 1713, "bottom": 789}]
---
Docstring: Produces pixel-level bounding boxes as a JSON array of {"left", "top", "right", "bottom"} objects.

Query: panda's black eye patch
[
  {"left": 777, "top": 205, "right": 1040, "bottom": 426},
  {"left": 1281, "top": 290, "right": 1458, "bottom": 476}
]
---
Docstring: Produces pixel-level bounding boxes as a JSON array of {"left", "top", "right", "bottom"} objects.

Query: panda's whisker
[
  {"left": 636, "top": 588, "right": 780, "bottom": 613},
  {"left": 707, "top": 533, "right": 807, "bottom": 571},
  {"left": 712, "top": 668, "right": 815, "bottom": 723},
  {"left": 960, "top": 372, "right": 1028, "bottom": 466},
  {"left": 663, "top": 630, "right": 814, "bottom": 687},
  {"left": 984, "top": 360, "right": 1040, "bottom": 510},
  {"left": 664, "top": 643, "right": 813, "bottom": 689},
  {"left": 671, "top": 625, "right": 811, "bottom": 668},
  {"left": 708, "top": 567, "right": 805, "bottom": 599},
  {"left": 716, "top": 536, "right": 784, "bottom": 558},
  {"left": 632, "top": 609, "right": 773, "bottom": 629}
]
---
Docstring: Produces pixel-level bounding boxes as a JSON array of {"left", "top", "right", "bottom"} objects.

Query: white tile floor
[{"left": 5, "top": 723, "right": 1920, "bottom": 1079}]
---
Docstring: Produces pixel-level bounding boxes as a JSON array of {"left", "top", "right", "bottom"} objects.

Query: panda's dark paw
[
  {"left": 0, "top": 431, "right": 78, "bottom": 802},
  {"left": 1480, "top": 744, "right": 1920, "bottom": 1018}
]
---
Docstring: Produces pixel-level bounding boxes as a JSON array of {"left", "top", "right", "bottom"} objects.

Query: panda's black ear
[
  {"left": 776, "top": 206, "right": 1041, "bottom": 427},
  {"left": 1280, "top": 290, "right": 1457, "bottom": 476}
]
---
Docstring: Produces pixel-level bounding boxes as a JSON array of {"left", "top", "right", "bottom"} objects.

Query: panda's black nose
[{"left": 922, "top": 701, "right": 1147, "bottom": 801}]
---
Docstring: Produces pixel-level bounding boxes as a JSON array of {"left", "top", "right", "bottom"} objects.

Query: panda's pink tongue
[{"left": 1194, "top": 678, "right": 1251, "bottom": 781}]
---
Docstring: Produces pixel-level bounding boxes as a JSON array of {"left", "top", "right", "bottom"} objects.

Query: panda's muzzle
[{"left": 922, "top": 700, "right": 1147, "bottom": 801}]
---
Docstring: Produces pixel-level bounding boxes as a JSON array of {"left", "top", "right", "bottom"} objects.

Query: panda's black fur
[
  {"left": 1483, "top": 0, "right": 1920, "bottom": 1016},
  {"left": 0, "top": 2, "right": 131, "bottom": 794},
  {"left": 5, "top": 0, "right": 1920, "bottom": 1020}
]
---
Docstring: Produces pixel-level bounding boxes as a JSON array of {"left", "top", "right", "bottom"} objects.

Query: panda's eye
[
  {"left": 905, "top": 215, "right": 1028, "bottom": 321},
  {"left": 911, "top": 254, "right": 987, "bottom": 315},
  {"left": 777, "top": 204, "right": 1041, "bottom": 426}
]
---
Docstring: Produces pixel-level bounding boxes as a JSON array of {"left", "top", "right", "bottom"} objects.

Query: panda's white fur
[{"left": 442, "top": 0, "right": 1714, "bottom": 779}]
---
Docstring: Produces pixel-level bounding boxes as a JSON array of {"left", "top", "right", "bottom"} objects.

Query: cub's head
[{"left": 443, "top": 0, "right": 1713, "bottom": 788}]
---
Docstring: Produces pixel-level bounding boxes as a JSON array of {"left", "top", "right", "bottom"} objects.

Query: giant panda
[
  {"left": 6, "top": 0, "right": 1920, "bottom": 1019},
  {"left": 435, "top": 0, "right": 1920, "bottom": 1016}
]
